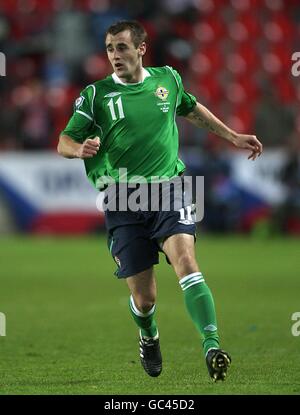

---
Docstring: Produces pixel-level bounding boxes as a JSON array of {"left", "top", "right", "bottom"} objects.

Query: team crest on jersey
[
  {"left": 155, "top": 86, "right": 169, "bottom": 100},
  {"left": 155, "top": 86, "right": 170, "bottom": 113},
  {"left": 75, "top": 96, "right": 84, "bottom": 109}
]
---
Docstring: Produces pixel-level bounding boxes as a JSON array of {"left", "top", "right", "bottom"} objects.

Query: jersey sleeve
[
  {"left": 167, "top": 67, "right": 197, "bottom": 116},
  {"left": 61, "top": 85, "right": 96, "bottom": 143},
  {"left": 177, "top": 89, "right": 197, "bottom": 116}
]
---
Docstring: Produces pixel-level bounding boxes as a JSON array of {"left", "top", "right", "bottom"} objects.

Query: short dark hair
[{"left": 105, "top": 20, "right": 147, "bottom": 48}]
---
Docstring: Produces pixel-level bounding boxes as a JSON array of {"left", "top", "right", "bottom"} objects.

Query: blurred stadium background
[{"left": 0, "top": 0, "right": 299, "bottom": 236}]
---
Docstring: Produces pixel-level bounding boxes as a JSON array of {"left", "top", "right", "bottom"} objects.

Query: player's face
[{"left": 105, "top": 30, "right": 146, "bottom": 82}]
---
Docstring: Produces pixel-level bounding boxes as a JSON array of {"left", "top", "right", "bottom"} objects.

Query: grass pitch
[{"left": 0, "top": 234, "right": 299, "bottom": 395}]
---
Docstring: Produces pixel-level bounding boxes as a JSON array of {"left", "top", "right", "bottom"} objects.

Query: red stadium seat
[
  {"left": 226, "top": 44, "right": 260, "bottom": 76},
  {"left": 264, "top": 0, "right": 284, "bottom": 12},
  {"left": 223, "top": 76, "right": 260, "bottom": 105},
  {"left": 262, "top": 44, "right": 293, "bottom": 75},
  {"left": 230, "top": 0, "right": 264, "bottom": 12},
  {"left": 229, "top": 13, "right": 262, "bottom": 42},
  {"left": 173, "top": 19, "right": 194, "bottom": 39},
  {"left": 225, "top": 104, "right": 255, "bottom": 133},
  {"left": 191, "top": 47, "right": 223, "bottom": 76},
  {"left": 83, "top": 53, "right": 110, "bottom": 81},
  {"left": 236, "top": 76, "right": 260, "bottom": 102},
  {"left": 284, "top": 0, "right": 300, "bottom": 13},
  {"left": 196, "top": 0, "right": 227, "bottom": 15},
  {"left": 264, "top": 13, "right": 295, "bottom": 43},
  {"left": 271, "top": 76, "right": 297, "bottom": 104},
  {"left": 193, "top": 75, "right": 223, "bottom": 105},
  {"left": 35, "top": 0, "right": 54, "bottom": 12},
  {"left": 224, "top": 81, "right": 247, "bottom": 104},
  {"left": 2, "top": 0, "right": 54, "bottom": 13},
  {"left": 193, "top": 16, "right": 227, "bottom": 44}
]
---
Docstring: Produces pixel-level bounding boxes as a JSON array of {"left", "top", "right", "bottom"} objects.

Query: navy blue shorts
[{"left": 104, "top": 180, "right": 196, "bottom": 278}]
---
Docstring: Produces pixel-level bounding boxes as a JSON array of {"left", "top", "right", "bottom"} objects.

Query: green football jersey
[{"left": 61, "top": 66, "right": 197, "bottom": 190}]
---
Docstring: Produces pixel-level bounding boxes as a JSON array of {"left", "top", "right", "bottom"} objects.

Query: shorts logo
[
  {"left": 178, "top": 219, "right": 194, "bottom": 225},
  {"left": 114, "top": 256, "right": 121, "bottom": 267},
  {"left": 155, "top": 86, "right": 169, "bottom": 100}
]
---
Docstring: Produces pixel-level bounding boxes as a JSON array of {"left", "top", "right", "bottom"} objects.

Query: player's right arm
[
  {"left": 57, "top": 135, "right": 100, "bottom": 159},
  {"left": 57, "top": 85, "right": 101, "bottom": 159}
]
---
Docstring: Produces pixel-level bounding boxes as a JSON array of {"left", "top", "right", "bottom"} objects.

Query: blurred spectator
[
  {"left": 272, "top": 141, "right": 300, "bottom": 234},
  {"left": 50, "top": 1, "right": 97, "bottom": 82},
  {"left": 90, "top": 0, "right": 129, "bottom": 52},
  {"left": 254, "top": 89, "right": 295, "bottom": 147},
  {"left": 183, "top": 143, "right": 240, "bottom": 233},
  {"left": 160, "top": 0, "right": 199, "bottom": 15},
  {"left": 12, "top": 79, "right": 52, "bottom": 149}
]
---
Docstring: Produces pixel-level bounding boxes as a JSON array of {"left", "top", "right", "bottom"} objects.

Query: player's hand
[
  {"left": 76, "top": 136, "right": 100, "bottom": 159},
  {"left": 232, "top": 134, "right": 263, "bottom": 161}
]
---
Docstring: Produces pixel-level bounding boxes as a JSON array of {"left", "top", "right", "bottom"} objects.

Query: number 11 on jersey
[{"left": 107, "top": 97, "right": 125, "bottom": 120}]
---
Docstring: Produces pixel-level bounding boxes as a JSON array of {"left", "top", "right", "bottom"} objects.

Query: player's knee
[
  {"left": 175, "top": 251, "right": 197, "bottom": 269},
  {"left": 134, "top": 296, "right": 156, "bottom": 314}
]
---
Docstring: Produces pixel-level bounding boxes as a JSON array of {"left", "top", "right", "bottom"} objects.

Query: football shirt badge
[{"left": 155, "top": 86, "right": 169, "bottom": 100}]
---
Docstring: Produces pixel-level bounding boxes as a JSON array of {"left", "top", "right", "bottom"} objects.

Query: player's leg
[
  {"left": 105, "top": 204, "right": 162, "bottom": 377},
  {"left": 162, "top": 233, "right": 219, "bottom": 352},
  {"left": 108, "top": 233, "right": 162, "bottom": 377},
  {"left": 126, "top": 266, "right": 162, "bottom": 377},
  {"left": 108, "top": 228, "right": 159, "bottom": 340},
  {"left": 162, "top": 233, "right": 231, "bottom": 381},
  {"left": 126, "top": 266, "right": 158, "bottom": 339}
]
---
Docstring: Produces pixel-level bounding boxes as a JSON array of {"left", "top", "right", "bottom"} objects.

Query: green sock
[
  {"left": 179, "top": 272, "right": 219, "bottom": 355},
  {"left": 129, "top": 295, "right": 158, "bottom": 338}
]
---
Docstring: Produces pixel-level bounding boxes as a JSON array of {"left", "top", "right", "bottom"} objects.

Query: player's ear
[{"left": 138, "top": 42, "right": 146, "bottom": 57}]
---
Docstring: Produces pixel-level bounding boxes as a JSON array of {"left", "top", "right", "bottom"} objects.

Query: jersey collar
[{"left": 112, "top": 68, "right": 151, "bottom": 85}]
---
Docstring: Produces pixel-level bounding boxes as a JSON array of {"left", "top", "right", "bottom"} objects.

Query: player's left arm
[{"left": 185, "top": 102, "right": 263, "bottom": 160}]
